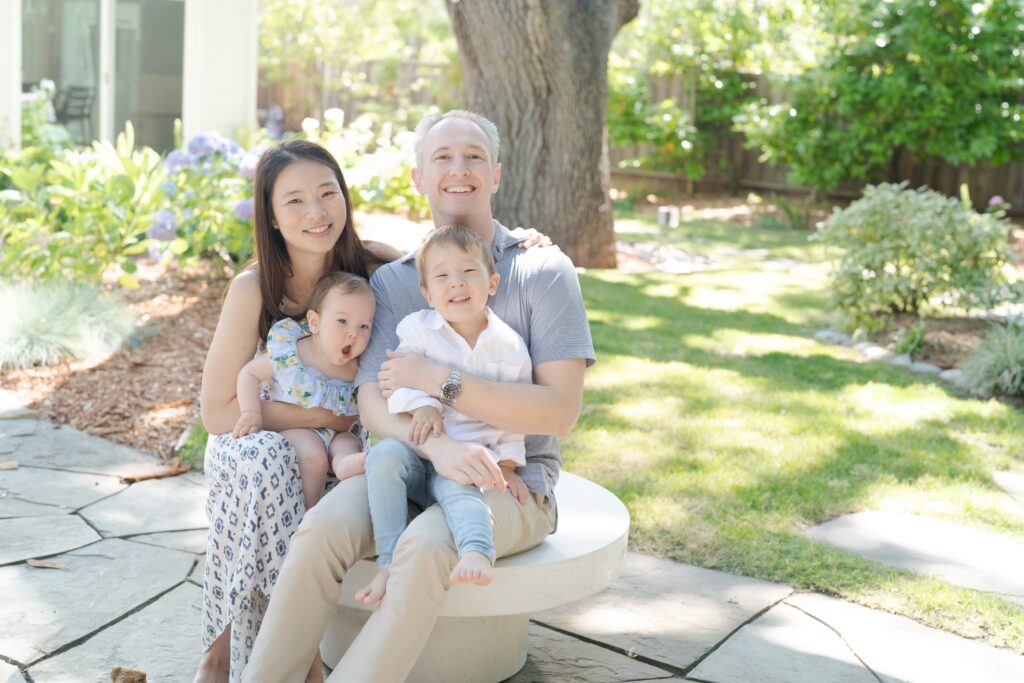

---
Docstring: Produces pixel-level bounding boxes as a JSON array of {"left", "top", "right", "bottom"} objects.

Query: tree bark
[{"left": 447, "top": 0, "right": 640, "bottom": 268}]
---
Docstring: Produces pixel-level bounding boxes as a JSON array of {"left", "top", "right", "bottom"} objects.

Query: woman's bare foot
[
  {"left": 192, "top": 627, "right": 230, "bottom": 683},
  {"left": 450, "top": 551, "right": 493, "bottom": 586},
  {"left": 304, "top": 650, "right": 324, "bottom": 683},
  {"left": 354, "top": 567, "right": 389, "bottom": 604}
]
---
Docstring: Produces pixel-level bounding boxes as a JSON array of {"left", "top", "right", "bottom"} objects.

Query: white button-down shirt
[{"left": 387, "top": 307, "right": 533, "bottom": 466}]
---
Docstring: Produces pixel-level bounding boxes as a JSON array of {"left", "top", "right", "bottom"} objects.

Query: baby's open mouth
[{"left": 342, "top": 344, "right": 352, "bottom": 356}]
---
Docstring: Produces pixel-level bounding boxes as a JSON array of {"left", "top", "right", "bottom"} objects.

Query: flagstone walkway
[{"left": 1, "top": 411, "right": 1023, "bottom": 682}]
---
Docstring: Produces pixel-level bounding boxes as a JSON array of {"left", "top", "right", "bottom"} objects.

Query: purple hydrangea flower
[
  {"left": 148, "top": 210, "right": 178, "bottom": 240},
  {"left": 989, "top": 195, "right": 1006, "bottom": 206},
  {"left": 239, "top": 152, "right": 261, "bottom": 177},
  {"left": 234, "top": 197, "right": 254, "bottom": 221},
  {"left": 148, "top": 244, "right": 164, "bottom": 263},
  {"left": 187, "top": 131, "right": 242, "bottom": 159},
  {"left": 165, "top": 149, "right": 196, "bottom": 173},
  {"left": 160, "top": 180, "right": 178, "bottom": 198}
]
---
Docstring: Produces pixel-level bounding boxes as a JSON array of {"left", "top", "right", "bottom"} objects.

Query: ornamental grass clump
[
  {"left": 0, "top": 281, "right": 135, "bottom": 370},
  {"left": 961, "top": 320, "right": 1024, "bottom": 397},
  {"left": 817, "top": 182, "right": 1014, "bottom": 329}
]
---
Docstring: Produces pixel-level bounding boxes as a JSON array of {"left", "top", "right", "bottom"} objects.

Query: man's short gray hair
[{"left": 413, "top": 110, "right": 501, "bottom": 169}]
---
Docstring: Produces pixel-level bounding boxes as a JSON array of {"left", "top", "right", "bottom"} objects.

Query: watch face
[{"left": 442, "top": 382, "right": 460, "bottom": 402}]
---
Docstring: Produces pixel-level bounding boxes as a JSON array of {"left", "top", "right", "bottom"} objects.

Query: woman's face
[{"left": 270, "top": 160, "right": 347, "bottom": 258}]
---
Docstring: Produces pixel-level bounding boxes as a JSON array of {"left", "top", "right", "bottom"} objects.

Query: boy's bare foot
[
  {"left": 450, "top": 551, "right": 493, "bottom": 586},
  {"left": 354, "top": 567, "right": 389, "bottom": 604}
]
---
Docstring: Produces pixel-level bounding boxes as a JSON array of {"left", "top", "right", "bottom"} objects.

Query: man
[{"left": 244, "top": 110, "right": 595, "bottom": 682}]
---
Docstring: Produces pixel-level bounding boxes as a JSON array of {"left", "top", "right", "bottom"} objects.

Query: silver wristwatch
[{"left": 440, "top": 368, "right": 462, "bottom": 405}]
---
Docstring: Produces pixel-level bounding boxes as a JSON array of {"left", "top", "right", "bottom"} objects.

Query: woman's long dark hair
[{"left": 249, "top": 139, "right": 379, "bottom": 342}]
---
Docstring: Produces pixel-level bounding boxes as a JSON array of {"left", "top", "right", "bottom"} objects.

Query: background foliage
[{"left": 737, "top": 0, "right": 1024, "bottom": 190}]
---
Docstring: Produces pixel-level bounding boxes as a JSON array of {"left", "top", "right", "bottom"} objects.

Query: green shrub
[
  {"left": 0, "top": 281, "right": 135, "bottom": 370},
  {"left": 894, "top": 323, "right": 926, "bottom": 359},
  {"left": 961, "top": 321, "right": 1024, "bottom": 397},
  {"left": 817, "top": 182, "right": 1015, "bottom": 328},
  {"left": 0, "top": 123, "right": 166, "bottom": 288}
]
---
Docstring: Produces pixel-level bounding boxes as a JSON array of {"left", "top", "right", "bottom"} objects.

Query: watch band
[{"left": 440, "top": 368, "right": 462, "bottom": 405}]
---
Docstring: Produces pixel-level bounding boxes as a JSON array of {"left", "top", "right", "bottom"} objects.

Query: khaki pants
[{"left": 243, "top": 474, "right": 556, "bottom": 683}]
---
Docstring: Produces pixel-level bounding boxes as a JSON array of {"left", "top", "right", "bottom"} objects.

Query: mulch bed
[{"left": 1, "top": 263, "right": 227, "bottom": 457}]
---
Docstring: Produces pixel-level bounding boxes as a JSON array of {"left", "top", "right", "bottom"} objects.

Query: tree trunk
[{"left": 447, "top": 0, "right": 639, "bottom": 268}]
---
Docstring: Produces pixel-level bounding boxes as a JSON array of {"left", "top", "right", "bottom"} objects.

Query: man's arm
[{"left": 379, "top": 355, "right": 585, "bottom": 438}]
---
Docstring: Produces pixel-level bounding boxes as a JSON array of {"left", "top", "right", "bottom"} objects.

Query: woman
[{"left": 194, "top": 139, "right": 395, "bottom": 683}]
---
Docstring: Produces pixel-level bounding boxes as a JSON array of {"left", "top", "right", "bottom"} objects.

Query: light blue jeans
[{"left": 365, "top": 437, "right": 495, "bottom": 567}]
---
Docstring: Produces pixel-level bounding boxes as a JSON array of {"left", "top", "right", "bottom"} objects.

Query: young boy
[{"left": 354, "top": 224, "right": 533, "bottom": 604}]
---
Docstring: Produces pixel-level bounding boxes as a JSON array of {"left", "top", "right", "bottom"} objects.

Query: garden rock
[
  {"left": 814, "top": 329, "right": 853, "bottom": 346},
  {"left": 908, "top": 361, "right": 942, "bottom": 375},
  {"left": 886, "top": 353, "right": 913, "bottom": 368},
  {"left": 859, "top": 345, "right": 892, "bottom": 362}
]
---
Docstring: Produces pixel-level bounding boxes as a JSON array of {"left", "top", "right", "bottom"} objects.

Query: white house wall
[
  {"left": 182, "top": 0, "right": 259, "bottom": 144},
  {"left": 0, "top": 0, "right": 22, "bottom": 150}
]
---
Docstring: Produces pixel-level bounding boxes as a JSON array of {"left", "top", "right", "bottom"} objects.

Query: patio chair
[{"left": 56, "top": 86, "right": 95, "bottom": 143}]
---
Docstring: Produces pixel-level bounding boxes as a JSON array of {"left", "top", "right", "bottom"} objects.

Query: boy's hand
[
  {"left": 232, "top": 410, "right": 263, "bottom": 439},
  {"left": 500, "top": 464, "right": 529, "bottom": 504},
  {"left": 409, "top": 406, "right": 444, "bottom": 445}
]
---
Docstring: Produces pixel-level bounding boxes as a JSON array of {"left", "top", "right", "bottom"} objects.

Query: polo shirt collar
[{"left": 399, "top": 220, "right": 517, "bottom": 264}]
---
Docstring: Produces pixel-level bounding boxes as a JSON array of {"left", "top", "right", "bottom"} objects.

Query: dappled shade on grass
[{"left": 569, "top": 213, "right": 1024, "bottom": 653}]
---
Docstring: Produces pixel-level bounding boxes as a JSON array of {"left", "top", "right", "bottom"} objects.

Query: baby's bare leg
[
  {"left": 281, "top": 429, "right": 329, "bottom": 510},
  {"left": 329, "top": 431, "right": 365, "bottom": 481}
]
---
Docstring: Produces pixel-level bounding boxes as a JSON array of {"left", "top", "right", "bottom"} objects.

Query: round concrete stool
[{"left": 320, "top": 472, "right": 630, "bottom": 682}]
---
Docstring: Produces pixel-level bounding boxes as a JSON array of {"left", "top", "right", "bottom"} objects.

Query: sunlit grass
[{"left": 572, "top": 214, "right": 1024, "bottom": 653}]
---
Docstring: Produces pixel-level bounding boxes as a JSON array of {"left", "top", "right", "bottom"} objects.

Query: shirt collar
[
  {"left": 423, "top": 307, "right": 500, "bottom": 344},
  {"left": 400, "top": 220, "right": 518, "bottom": 264}
]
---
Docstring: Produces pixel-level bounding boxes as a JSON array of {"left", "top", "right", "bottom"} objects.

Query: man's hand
[
  {"left": 378, "top": 349, "right": 446, "bottom": 398},
  {"left": 512, "top": 227, "right": 557, "bottom": 250},
  {"left": 500, "top": 464, "right": 529, "bottom": 504},
  {"left": 232, "top": 410, "right": 263, "bottom": 439},
  {"left": 409, "top": 405, "right": 444, "bottom": 445},
  {"left": 430, "top": 440, "right": 507, "bottom": 493}
]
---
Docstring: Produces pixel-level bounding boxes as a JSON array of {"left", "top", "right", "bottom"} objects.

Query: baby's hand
[
  {"left": 232, "top": 410, "right": 263, "bottom": 439},
  {"left": 409, "top": 406, "right": 444, "bottom": 445}
]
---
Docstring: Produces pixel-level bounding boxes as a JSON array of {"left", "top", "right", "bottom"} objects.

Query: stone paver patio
[{"left": 2, "top": 413, "right": 1023, "bottom": 682}]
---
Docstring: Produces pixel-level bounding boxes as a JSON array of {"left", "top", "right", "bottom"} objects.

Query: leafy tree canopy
[{"left": 737, "top": 0, "right": 1024, "bottom": 190}]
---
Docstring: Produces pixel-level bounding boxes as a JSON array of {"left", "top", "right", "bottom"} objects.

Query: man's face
[{"left": 412, "top": 117, "right": 501, "bottom": 227}]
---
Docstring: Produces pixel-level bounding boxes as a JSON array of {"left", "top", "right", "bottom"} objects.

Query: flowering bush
[
  {"left": 0, "top": 123, "right": 166, "bottom": 288},
  {"left": 817, "top": 182, "right": 1017, "bottom": 329},
  {"left": 150, "top": 130, "right": 258, "bottom": 268},
  {"left": 303, "top": 108, "right": 429, "bottom": 220},
  {"left": 0, "top": 105, "right": 427, "bottom": 289}
]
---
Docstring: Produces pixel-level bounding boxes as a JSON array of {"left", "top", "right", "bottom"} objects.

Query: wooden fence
[{"left": 609, "top": 73, "right": 1024, "bottom": 214}]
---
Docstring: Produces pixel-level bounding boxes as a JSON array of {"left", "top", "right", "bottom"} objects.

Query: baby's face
[
  {"left": 420, "top": 243, "right": 499, "bottom": 326},
  {"left": 311, "top": 288, "right": 375, "bottom": 367}
]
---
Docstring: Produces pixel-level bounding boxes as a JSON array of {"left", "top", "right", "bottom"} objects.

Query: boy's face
[
  {"left": 307, "top": 288, "right": 375, "bottom": 367},
  {"left": 412, "top": 117, "right": 501, "bottom": 228},
  {"left": 420, "top": 243, "right": 500, "bottom": 327}
]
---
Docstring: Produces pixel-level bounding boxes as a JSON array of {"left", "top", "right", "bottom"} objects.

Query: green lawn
[{"left": 568, "top": 212, "right": 1024, "bottom": 652}]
